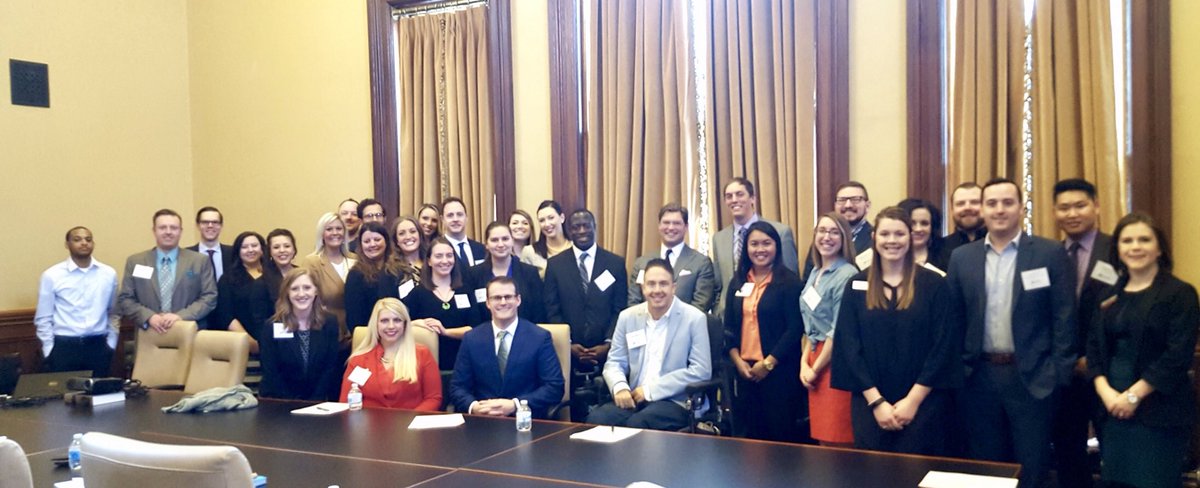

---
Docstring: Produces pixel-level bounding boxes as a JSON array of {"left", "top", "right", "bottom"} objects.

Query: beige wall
[
  {"left": 1172, "top": 0, "right": 1199, "bottom": 285},
  {"left": 0, "top": 0, "right": 194, "bottom": 309},
  {"left": 849, "top": 0, "right": 908, "bottom": 214}
]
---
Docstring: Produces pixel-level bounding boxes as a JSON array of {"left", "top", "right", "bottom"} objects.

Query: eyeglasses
[
  {"left": 835, "top": 196, "right": 866, "bottom": 205},
  {"left": 488, "top": 294, "right": 518, "bottom": 303},
  {"left": 815, "top": 228, "right": 842, "bottom": 237},
  {"left": 198, "top": 220, "right": 222, "bottom": 226},
  {"left": 364, "top": 213, "right": 385, "bottom": 219}
]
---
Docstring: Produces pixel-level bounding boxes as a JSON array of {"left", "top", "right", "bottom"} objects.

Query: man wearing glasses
[
  {"left": 834, "top": 181, "right": 873, "bottom": 255},
  {"left": 187, "top": 206, "right": 234, "bottom": 282}
]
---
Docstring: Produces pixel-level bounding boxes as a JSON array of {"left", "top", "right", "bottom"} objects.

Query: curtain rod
[{"left": 393, "top": 0, "right": 487, "bottom": 19}]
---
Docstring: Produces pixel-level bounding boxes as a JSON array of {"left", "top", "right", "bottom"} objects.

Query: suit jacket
[
  {"left": 186, "top": 243, "right": 236, "bottom": 280},
  {"left": 344, "top": 268, "right": 402, "bottom": 332},
  {"left": 449, "top": 238, "right": 488, "bottom": 267},
  {"left": 710, "top": 218, "right": 799, "bottom": 318},
  {"left": 298, "top": 253, "right": 355, "bottom": 334},
  {"left": 543, "top": 247, "right": 628, "bottom": 347},
  {"left": 117, "top": 248, "right": 218, "bottom": 328},
  {"left": 466, "top": 259, "right": 546, "bottom": 323},
  {"left": 1086, "top": 272, "right": 1199, "bottom": 427},
  {"left": 723, "top": 267, "right": 805, "bottom": 366},
  {"left": 258, "top": 315, "right": 342, "bottom": 401},
  {"left": 449, "top": 318, "right": 565, "bottom": 419},
  {"left": 945, "top": 233, "right": 1077, "bottom": 399},
  {"left": 1074, "top": 232, "right": 1114, "bottom": 356},
  {"left": 603, "top": 298, "right": 712, "bottom": 406},
  {"left": 627, "top": 245, "right": 718, "bottom": 312}
]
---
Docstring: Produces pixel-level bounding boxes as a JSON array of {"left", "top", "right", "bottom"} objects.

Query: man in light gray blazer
[
  {"left": 589, "top": 259, "right": 711, "bottom": 431},
  {"left": 710, "top": 178, "right": 799, "bottom": 317},
  {"left": 118, "top": 209, "right": 218, "bottom": 332},
  {"left": 628, "top": 204, "right": 718, "bottom": 312}
]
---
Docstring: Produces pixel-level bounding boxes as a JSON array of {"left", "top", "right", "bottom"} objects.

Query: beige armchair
[
  {"left": 183, "top": 330, "right": 250, "bottom": 394},
  {"left": 80, "top": 432, "right": 253, "bottom": 488},
  {"left": 0, "top": 437, "right": 33, "bottom": 488},
  {"left": 538, "top": 323, "right": 572, "bottom": 421},
  {"left": 132, "top": 320, "right": 198, "bottom": 388}
]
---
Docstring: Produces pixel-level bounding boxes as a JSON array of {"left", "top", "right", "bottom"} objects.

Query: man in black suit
[
  {"left": 544, "top": 209, "right": 627, "bottom": 419},
  {"left": 187, "top": 207, "right": 235, "bottom": 282},
  {"left": 945, "top": 178, "right": 1076, "bottom": 487},
  {"left": 940, "top": 182, "right": 986, "bottom": 265},
  {"left": 628, "top": 204, "right": 718, "bottom": 312},
  {"left": 442, "top": 197, "right": 486, "bottom": 266},
  {"left": 1050, "top": 178, "right": 1114, "bottom": 488}
]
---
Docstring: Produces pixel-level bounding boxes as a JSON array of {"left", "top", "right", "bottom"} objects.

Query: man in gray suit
[
  {"left": 589, "top": 259, "right": 711, "bottom": 430},
  {"left": 118, "top": 209, "right": 218, "bottom": 332},
  {"left": 710, "top": 178, "right": 799, "bottom": 317},
  {"left": 628, "top": 204, "right": 718, "bottom": 312}
]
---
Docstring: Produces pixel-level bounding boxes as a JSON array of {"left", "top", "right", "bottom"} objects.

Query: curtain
[{"left": 396, "top": 7, "right": 494, "bottom": 237}]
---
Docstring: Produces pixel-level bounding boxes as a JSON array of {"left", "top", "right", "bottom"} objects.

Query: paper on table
[
  {"left": 290, "top": 402, "right": 349, "bottom": 415},
  {"left": 54, "top": 478, "right": 84, "bottom": 488},
  {"left": 918, "top": 471, "right": 1018, "bottom": 488},
  {"left": 569, "top": 426, "right": 641, "bottom": 443},
  {"left": 408, "top": 414, "right": 465, "bottom": 429}
]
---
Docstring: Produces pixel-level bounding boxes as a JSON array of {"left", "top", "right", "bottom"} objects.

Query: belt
[
  {"left": 983, "top": 352, "right": 1015, "bottom": 365},
  {"left": 53, "top": 334, "right": 107, "bottom": 344}
]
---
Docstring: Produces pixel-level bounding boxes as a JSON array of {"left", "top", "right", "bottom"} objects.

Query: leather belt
[{"left": 984, "top": 353, "right": 1015, "bottom": 365}]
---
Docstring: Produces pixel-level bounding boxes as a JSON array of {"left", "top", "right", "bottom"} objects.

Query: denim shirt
[{"left": 800, "top": 257, "right": 857, "bottom": 347}]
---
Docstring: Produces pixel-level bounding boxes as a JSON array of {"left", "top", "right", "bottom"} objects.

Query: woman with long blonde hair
[{"left": 340, "top": 298, "right": 442, "bottom": 411}]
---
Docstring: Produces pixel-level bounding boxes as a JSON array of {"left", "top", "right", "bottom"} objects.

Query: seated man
[
  {"left": 450, "top": 276, "right": 564, "bottom": 419},
  {"left": 587, "top": 259, "right": 711, "bottom": 430}
]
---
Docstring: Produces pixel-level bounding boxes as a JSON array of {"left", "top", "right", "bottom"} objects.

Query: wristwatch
[
  {"left": 762, "top": 357, "right": 776, "bottom": 372},
  {"left": 1125, "top": 391, "right": 1139, "bottom": 405}
]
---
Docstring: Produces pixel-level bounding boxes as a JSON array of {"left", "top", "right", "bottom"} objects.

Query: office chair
[
  {"left": 537, "top": 323, "right": 572, "bottom": 421},
  {"left": 682, "top": 313, "right": 732, "bottom": 435},
  {"left": 80, "top": 432, "right": 253, "bottom": 488},
  {"left": 131, "top": 320, "right": 198, "bottom": 389},
  {"left": 0, "top": 437, "right": 33, "bottom": 488},
  {"left": 351, "top": 325, "right": 442, "bottom": 407},
  {"left": 183, "top": 330, "right": 250, "bottom": 394}
]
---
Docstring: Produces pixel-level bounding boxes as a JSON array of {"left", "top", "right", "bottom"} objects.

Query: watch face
[{"left": 1126, "top": 393, "right": 1138, "bottom": 404}]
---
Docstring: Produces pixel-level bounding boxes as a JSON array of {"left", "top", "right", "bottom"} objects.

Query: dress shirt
[
  {"left": 661, "top": 242, "right": 684, "bottom": 268},
  {"left": 733, "top": 215, "right": 762, "bottom": 242},
  {"left": 800, "top": 257, "right": 857, "bottom": 345},
  {"left": 197, "top": 242, "right": 225, "bottom": 280},
  {"left": 155, "top": 247, "right": 180, "bottom": 277},
  {"left": 34, "top": 258, "right": 120, "bottom": 356},
  {"left": 614, "top": 301, "right": 673, "bottom": 402},
  {"left": 444, "top": 235, "right": 478, "bottom": 265},
  {"left": 572, "top": 244, "right": 597, "bottom": 281},
  {"left": 1063, "top": 228, "right": 1097, "bottom": 297},
  {"left": 983, "top": 234, "right": 1019, "bottom": 353}
]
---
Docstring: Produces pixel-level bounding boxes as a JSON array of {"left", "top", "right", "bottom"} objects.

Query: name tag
[
  {"left": 1090, "top": 261, "right": 1118, "bottom": 286},
  {"left": 474, "top": 288, "right": 487, "bottom": 303},
  {"left": 802, "top": 286, "right": 822, "bottom": 310},
  {"left": 594, "top": 270, "right": 616, "bottom": 292},
  {"left": 851, "top": 280, "right": 869, "bottom": 291},
  {"left": 398, "top": 280, "right": 415, "bottom": 299},
  {"left": 474, "top": 259, "right": 486, "bottom": 266},
  {"left": 1021, "top": 267, "right": 1051, "bottom": 290},
  {"left": 922, "top": 262, "right": 946, "bottom": 277},
  {"left": 272, "top": 322, "right": 294, "bottom": 339},
  {"left": 347, "top": 366, "right": 372, "bottom": 386},
  {"left": 635, "top": 269, "right": 644, "bottom": 285},
  {"left": 132, "top": 264, "right": 154, "bottom": 279},
  {"left": 626, "top": 329, "right": 647, "bottom": 349},
  {"left": 734, "top": 282, "right": 755, "bottom": 297},
  {"left": 454, "top": 294, "right": 471, "bottom": 309},
  {"left": 855, "top": 249, "right": 874, "bottom": 270}
]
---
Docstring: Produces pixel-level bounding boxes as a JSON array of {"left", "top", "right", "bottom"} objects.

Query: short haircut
[
  {"left": 951, "top": 182, "right": 981, "bottom": 196},
  {"left": 65, "top": 226, "right": 90, "bottom": 241},
  {"left": 981, "top": 177, "right": 1022, "bottom": 201},
  {"left": 569, "top": 208, "right": 596, "bottom": 225},
  {"left": 724, "top": 177, "right": 756, "bottom": 197},
  {"left": 658, "top": 203, "right": 689, "bottom": 225},
  {"left": 195, "top": 206, "right": 223, "bottom": 224},
  {"left": 835, "top": 181, "right": 870, "bottom": 200},
  {"left": 153, "top": 209, "right": 182, "bottom": 225},
  {"left": 1052, "top": 178, "right": 1097, "bottom": 201},
  {"left": 643, "top": 258, "right": 674, "bottom": 279},
  {"left": 357, "top": 198, "right": 385, "bottom": 219},
  {"left": 339, "top": 198, "right": 359, "bottom": 208},
  {"left": 441, "top": 196, "right": 466, "bottom": 212},
  {"left": 486, "top": 275, "right": 518, "bottom": 295}
]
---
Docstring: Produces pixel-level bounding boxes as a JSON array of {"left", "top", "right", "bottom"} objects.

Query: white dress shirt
[
  {"left": 468, "top": 317, "right": 520, "bottom": 415},
  {"left": 661, "top": 242, "right": 684, "bottom": 268},
  {"left": 197, "top": 242, "right": 225, "bottom": 281},
  {"left": 614, "top": 301, "right": 674, "bottom": 402},
  {"left": 572, "top": 243, "right": 597, "bottom": 280},
  {"left": 34, "top": 258, "right": 120, "bottom": 356},
  {"left": 444, "top": 235, "right": 480, "bottom": 266}
]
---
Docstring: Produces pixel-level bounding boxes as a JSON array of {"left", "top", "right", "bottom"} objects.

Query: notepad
[
  {"left": 569, "top": 426, "right": 641, "bottom": 443},
  {"left": 290, "top": 402, "right": 349, "bottom": 415},
  {"left": 918, "top": 471, "right": 1018, "bottom": 488},
  {"left": 54, "top": 478, "right": 84, "bottom": 488},
  {"left": 408, "top": 413, "right": 465, "bottom": 429}
]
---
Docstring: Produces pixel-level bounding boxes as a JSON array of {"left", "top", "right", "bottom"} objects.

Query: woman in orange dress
[{"left": 339, "top": 297, "right": 442, "bottom": 411}]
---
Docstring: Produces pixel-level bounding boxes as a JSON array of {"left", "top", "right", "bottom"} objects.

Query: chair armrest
[
  {"left": 684, "top": 379, "right": 722, "bottom": 396},
  {"left": 547, "top": 400, "right": 570, "bottom": 421}
]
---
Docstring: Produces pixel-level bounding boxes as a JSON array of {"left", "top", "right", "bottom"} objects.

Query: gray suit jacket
[
  {"left": 710, "top": 218, "right": 799, "bottom": 317},
  {"left": 602, "top": 298, "right": 712, "bottom": 406},
  {"left": 118, "top": 248, "right": 218, "bottom": 328},
  {"left": 628, "top": 245, "right": 718, "bottom": 312}
]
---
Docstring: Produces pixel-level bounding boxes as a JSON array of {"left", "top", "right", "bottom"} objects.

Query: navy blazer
[
  {"left": 945, "top": 233, "right": 1077, "bottom": 399},
  {"left": 543, "top": 247, "right": 628, "bottom": 347},
  {"left": 449, "top": 318, "right": 565, "bottom": 419},
  {"left": 1074, "top": 232, "right": 1114, "bottom": 355}
]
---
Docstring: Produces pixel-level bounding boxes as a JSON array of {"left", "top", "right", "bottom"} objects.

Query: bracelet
[{"left": 867, "top": 397, "right": 886, "bottom": 409}]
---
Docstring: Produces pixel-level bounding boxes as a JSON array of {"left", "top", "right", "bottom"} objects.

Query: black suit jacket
[
  {"left": 1074, "top": 232, "right": 1114, "bottom": 356},
  {"left": 258, "top": 315, "right": 342, "bottom": 401},
  {"left": 448, "top": 239, "right": 487, "bottom": 267},
  {"left": 543, "top": 247, "right": 627, "bottom": 347},
  {"left": 344, "top": 268, "right": 403, "bottom": 332},
  {"left": 466, "top": 259, "right": 546, "bottom": 323},
  {"left": 945, "top": 233, "right": 1077, "bottom": 399},
  {"left": 187, "top": 243, "right": 236, "bottom": 279},
  {"left": 722, "top": 268, "right": 804, "bottom": 366},
  {"left": 1087, "top": 272, "right": 1199, "bottom": 427}
]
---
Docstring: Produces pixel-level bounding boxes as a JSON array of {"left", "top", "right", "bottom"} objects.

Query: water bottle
[
  {"left": 515, "top": 399, "right": 532, "bottom": 432},
  {"left": 347, "top": 383, "right": 363, "bottom": 411},
  {"left": 68, "top": 433, "right": 83, "bottom": 473}
]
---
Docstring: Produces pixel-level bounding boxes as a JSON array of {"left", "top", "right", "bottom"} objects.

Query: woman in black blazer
[
  {"left": 724, "top": 221, "right": 806, "bottom": 442},
  {"left": 345, "top": 222, "right": 403, "bottom": 332},
  {"left": 212, "top": 232, "right": 274, "bottom": 353},
  {"left": 466, "top": 222, "right": 545, "bottom": 323},
  {"left": 1087, "top": 213, "right": 1199, "bottom": 488},
  {"left": 259, "top": 268, "right": 342, "bottom": 401}
]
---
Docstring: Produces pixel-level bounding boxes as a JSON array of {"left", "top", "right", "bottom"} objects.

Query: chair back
[
  {"left": 132, "top": 321, "right": 198, "bottom": 388},
  {"left": 80, "top": 432, "right": 253, "bottom": 488},
  {"left": 183, "top": 330, "right": 250, "bottom": 394},
  {"left": 538, "top": 323, "right": 572, "bottom": 420},
  {"left": 352, "top": 325, "right": 439, "bottom": 365},
  {"left": 0, "top": 437, "right": 33, "bottom": 488}
]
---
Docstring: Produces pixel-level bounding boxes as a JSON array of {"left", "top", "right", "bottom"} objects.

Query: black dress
[
  {"left": 344, "top": 268, "right": 404, "bottom": 333},
  {"left": 830, "top": 268, "right": 962, "bottom": 455},
  {"left": 212, "top": 273, "right": 273, "bottom": 343},
  {"left": 258, "top": 314, "right": 342, "bottom": 401},
  {"left": 404, "top": 285, "right": 483, "bottom": 370},
  {"left": 465, "top": 258, "right": 546, "bottom": 323}
]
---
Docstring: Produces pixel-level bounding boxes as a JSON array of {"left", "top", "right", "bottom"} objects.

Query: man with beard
[
  {"left": 35, "top": 226, "right": 120, "bottom": 377},
  {"left": 940, "top": 182, "right": 985, "bottom": 265},
  {"left": 834, "top": 181, "right": 873, "bottom": 255},
  {"left": 338, "top": 198, "right": 362, "bottom": 248}
]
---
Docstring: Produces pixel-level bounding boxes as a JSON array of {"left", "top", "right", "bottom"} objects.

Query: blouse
[
  {"left": 404, "top": 285, "right": 483, "bottom": 370},
  {"left": 801, "top": 257, "right": 857, "bottom": 345},
  {"left": 339, "top": 344, "right": 442, "bottom": 411}
]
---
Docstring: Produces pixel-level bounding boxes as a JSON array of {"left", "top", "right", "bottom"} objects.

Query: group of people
[{"left": 34, "top": 176, "right": 1197, "bottom": 488}]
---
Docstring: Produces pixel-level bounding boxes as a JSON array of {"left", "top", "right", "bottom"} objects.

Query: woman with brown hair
[{"left": 259, "top": 268, "right": 342, "bottom": 401}]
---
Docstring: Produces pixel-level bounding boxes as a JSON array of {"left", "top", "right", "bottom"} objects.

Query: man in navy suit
[
  {"left": 186, "top": 207, "right": 235, "bottom": 282},
  {"left": 450, "top": 276, "right": 564, "bottom": 419},
  {"left": 946, "top": 178, "right": 1076, "bottom": 488},
  {"left": 442, "top": 197, "right": 487, "bottom": 266}
]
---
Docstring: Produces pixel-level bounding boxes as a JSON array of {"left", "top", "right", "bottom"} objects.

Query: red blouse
[{"left": 339, "top": 344, "right": 442, "bottom": 411}]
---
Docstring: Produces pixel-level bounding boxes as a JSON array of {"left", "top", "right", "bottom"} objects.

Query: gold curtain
[
  {"left": 395, "top": 7, "right": 494, "bottom": 238},
  {"left": 705, "top": 0, "right": 817, "bottom": 250},
  {"left": 1029, "top": 0, "right": 1121, "bottom": 237},
  {"left": 582, "top": 0, "right": 696, "bottom": 262}
]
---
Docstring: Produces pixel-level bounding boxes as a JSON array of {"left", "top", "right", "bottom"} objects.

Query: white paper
[
  {"left": 132, "top": 264, "right": 154, "bottom": 279},
  {"left": 454, "top": 294, "right": 471, "bottom": 309},
  {"left": 1090, "top": 261, "right": 1118, "bottom": 285},
  {"left": 802, "top": 286, "right": 822, "bottom": 310},
  {"left": 851, "top": 280, "right": 869, "bottom": 291},
  {"left": 855, "top": 249, "right": 874, "bottom": 270},
  {"left": 54, "top": 478, "right": 85, "bottom": 488},
  {"left": 626, "top": 329, "right": 647, "bottom": 349},
  {"left": 474, "top": 288, "right": 487, "bottom": 303},
  {"left": 408, "top": 413, "right": 465, "bottom": 430},
  {"left": 635, "top": 269, "right": 645, "bottom": 285},
  {"left": 735, "top": 282, "right": 755, "bottom": 297},
  {"left": 918, "top": 471, "right": 1017, "bottom": 488},
  {"left": 569, "top": 425, "right": 641, "bottom": 443},
  {"left": 272, "top": 322, "right": 293, "bottom": 339},
  {"left": 398, "top": 280, "right": 415, "bottom": 299},
  {"left": 347, "top": 366, "right": 371, "bottom": 386},
  {"left": 923, "top": 262, "right": 947, "bottom": 277},
  {"left": 1021, "top": 267, "right": 1051, "bottom": 290},
  {"left": 594, "top": 270, "right": 616, "bottom": 292},
  {"left": 291, "top": 402, "right": 349, "bottom": 416}
]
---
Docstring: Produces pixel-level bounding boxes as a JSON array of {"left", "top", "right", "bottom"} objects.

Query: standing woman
[
  {"left": 391, "top": 216, "right": 424, "bottom": 286},
  {"left": 345, "top": 222, "right": 403, "bottom": 332},
  {"left": 530, "top": 200, "right": 571, "bottom": 276},
  {"left": 259, "top": 268, "right": 342, "bottom": 401},
  {"left": 417, "top": 203, "right": 442, "bottom": 253},
  {"left": 263, "top": 228, "right": 297, "bottom": 304},
  {"left": 404, "top": 237, "right": 482, "bottom": 370},
  {"left": 509, "top": 210, "right": 543, "bottom": 272},
  {"left": 299, "top": 213, "right": 356, "bottom": 336},
  {"left": 897, "top": 198, "right": 947, "bottom": 273},
  {"left": 467, "top": 222, "right": 545, "bottom": 323},
  {"left": 340, "top": 298, "right": 442, "bottom": 411},
  {"left": 724, "top": 221, "right": 805, "bottom": 442},
  {"left": 831, "top": 207, "right": 961, "bottom": 455},
  {"left": 800, "top": 212, "right": 857, "bottom": 447},
  {"left": 213, "top": 232, "right": 273, "bottom": 354},
  {"left": 1088, "top": 213, "right": 1199, "bottom": 488}
]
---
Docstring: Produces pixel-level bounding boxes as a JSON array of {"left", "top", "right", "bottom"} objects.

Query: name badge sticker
[
  {"left": 802, "top": 286, "right": 822, "bottom": 310},
  {"left": 595, "top": 270, "right": 616, "bottom": 292},
  {"left": 735, "top": 282, "right": 755, "bottom": 297},
  {"left": 851, "top": 280, "right": 869, "bottom": 291},
  {"left": 398, "top": 280, "right": 415, "bottom": 299},
  {"left": 1021, "top": 267, "right": 1051, "bottom": 291},
  {"left": 454, "top": 294, "right": 471, "bottom": 309},
  {"left": 855, "top": 249, "right": 874, "bottom": 270},
  {"left": 272, "top": 322, "right": 294, "bottom": 339},
  {"left": 474, "top": 288, "right": 487, "bottom": 303},
  {"left": 347, "top": 366, "right": 372, "bottom": 386},
  {"left": 1090, "top": 261, "right": 1118, "bottom": 286},
  {"left": 626, "top": 329, "right": 647, "bottom": 349},
  {"left": 132, "top": 264, "right": 154, "bottom": 279},
  {"left": 635, "top": 269, "right": 645, "bottom": 285}
]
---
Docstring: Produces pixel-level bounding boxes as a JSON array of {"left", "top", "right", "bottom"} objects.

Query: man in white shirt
[
  {"left": 35, "top": 226, "right": 120, "bottom": 377},
  {"left": 441, "top": 196, "right": 485, "bottom": 266},
  {"left": 588, "top": 259, "right": 712, "bottom": 430},
  {"left": 628, "top": 204, "right": 718, "bottom": 312},
  {"left": 186, "top": 206, "right": 234, "bottom": 282}
]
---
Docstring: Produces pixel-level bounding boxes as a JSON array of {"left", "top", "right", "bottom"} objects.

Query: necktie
[
  {"left": 457, "top": 242, "right": 469, "bottom": 265},
  {"left": 1068, "top": 241, "right": 1083, "bottom": 297},
  {"left": 733, "top": 227, "right": 746, "bottom": 270},
  {"left": 578, "top": 252, "right": 590, "bottom": 292},
  {"left": 159, "top": 256, "right": 175, "bottom": 312},
  {"left": 206, "top": 249, "right": 217, "bottom": 280},
  {"left": 496, "top": 330, "right": 509, "bottom": 377},
  {"left": 665, "top": 248, "right": 674, "bottom": 267}
]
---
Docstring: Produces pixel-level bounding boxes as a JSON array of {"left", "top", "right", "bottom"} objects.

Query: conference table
[{"left": 0, "top": 391, "right": 1020, "bottom": 487}]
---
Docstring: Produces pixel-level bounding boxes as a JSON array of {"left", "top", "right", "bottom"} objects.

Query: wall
[
  {"left": 0, "top": 0, "right": 193, "bottom": 309},
  {"left": 187, "top": 0, "right": 373, "bottom": 253},
  {"left": 848, "top": 0, "right": 908, "bottom": 213},
  {"left": 1172, "top": 0, "right": 1199, "bottom": 285}
]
